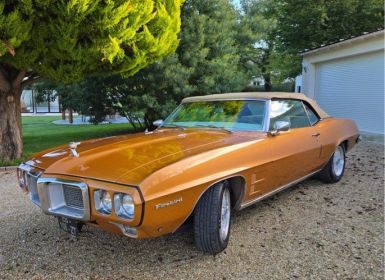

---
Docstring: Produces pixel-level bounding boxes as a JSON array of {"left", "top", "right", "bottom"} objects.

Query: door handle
[{"left": 312, "top": 132, "right": 320, "bottom": 137}]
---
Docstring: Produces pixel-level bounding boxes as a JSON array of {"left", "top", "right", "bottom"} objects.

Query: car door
[{"left": 267, "top": 99, "right": 322, "bottom": 189}]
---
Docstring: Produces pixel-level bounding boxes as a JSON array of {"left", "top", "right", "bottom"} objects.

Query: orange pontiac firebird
[{"left": 17, "top": 92, "right": 359, "bottom": 254}]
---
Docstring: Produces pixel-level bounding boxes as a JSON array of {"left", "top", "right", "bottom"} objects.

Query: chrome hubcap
[
  {"left": 332, "top": 146, "right": 345, "bottom": 176},
  {"left": 220, "top": 188, "right": 231, "bottom": 241}
]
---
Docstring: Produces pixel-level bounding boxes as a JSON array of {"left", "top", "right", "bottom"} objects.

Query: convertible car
[{"left": 17, "top": 92, "right": 359, "bottom": 254}]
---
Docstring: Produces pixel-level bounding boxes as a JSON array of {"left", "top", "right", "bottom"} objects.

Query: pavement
[
  {"left": 0, "top": 142, "right": 383, "bottom": 279},
  {"left": 52, "top": 116, "right": 130, "bottom": 125}
]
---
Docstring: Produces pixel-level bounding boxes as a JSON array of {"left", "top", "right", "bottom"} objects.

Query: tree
[
  {"left": 275, "top": 0, "right": 384, "bottom": 53},
  {"left": 0, "top": 0, "right": 183, "bottom": 161},
  {"left": 114, "top": 0, "right": 248, "bottom": 124},
  {"left": 237, "top": 0, "right": 275, "bottom": 91},
  {"left": 273, "top": 0, "right": 384, "bottom": 75},
  {"left": 42, "top": 0, "right": 247, "bottom": 128},
  {"left": 179, "top": 0, "right": 247, "bottom": 94},
  {"left": 238, "top": 0, "right": 384, "bottom": 88}
]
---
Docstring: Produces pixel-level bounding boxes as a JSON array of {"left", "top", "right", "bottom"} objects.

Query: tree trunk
[
  {"left": 260, "top": 43, "right": 272, "bottom": 92},
  {"left": 0, "top": 66, "right": 26, "bottom": 162},
  {"left": 69, "top": 108, "right": 73, "bottom": 124},
  {"left": 0, "top": 87, "right": 23, "bottom": 162},
  {"left": 263, "top": 74, "right": 272, "bottom": 92}
]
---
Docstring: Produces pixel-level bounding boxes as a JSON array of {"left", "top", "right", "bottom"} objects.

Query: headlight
[
  {"left": 114, "top": 193, "right": 134, "bottom": 219},
  {"left": 94, "top": 190, "right": 112, "bottom": 214}
]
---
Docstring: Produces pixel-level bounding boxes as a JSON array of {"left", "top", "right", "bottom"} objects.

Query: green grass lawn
[{"left": 1, "top": 116, "right": 135, "bottom": 167}]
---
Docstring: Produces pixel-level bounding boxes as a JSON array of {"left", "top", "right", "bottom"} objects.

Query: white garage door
[{"left": 315, "top": 50, "right": 384, "bottom": 134}]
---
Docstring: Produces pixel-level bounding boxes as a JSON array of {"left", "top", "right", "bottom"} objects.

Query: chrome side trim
[
  {"left": 239, "top": 168, "right": 321, "bottom": 210},
  {"left": 37, "top": 177, "right": 90, "bottom": 221}
]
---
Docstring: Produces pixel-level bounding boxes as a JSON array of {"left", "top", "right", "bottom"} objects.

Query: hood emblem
[{"left": 69, "top": 142, "right": 81, "bottom": 157}]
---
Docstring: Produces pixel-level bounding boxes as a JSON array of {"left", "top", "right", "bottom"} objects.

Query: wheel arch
[
  {"left": 340, "top": 139, "right": 348, "bottom": 151},
  {"left": 227, "top": 176, "right": 247, "bottom": 211},
  {"left": 175, "top": 175, "right": 246, "bottom": 232},
  {"left": 201, "top": 175, "right": 246, "bottom": 211}
]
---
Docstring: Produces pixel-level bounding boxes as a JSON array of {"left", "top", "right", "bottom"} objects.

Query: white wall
[{"left": 302, "top": 31, "right": 384, "bottom": 98}]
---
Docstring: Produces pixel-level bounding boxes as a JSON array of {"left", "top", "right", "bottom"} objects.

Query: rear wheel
[
  {"left": 193, "top": 181, "right": 231, "bottom": 254},
  {"left": 318, "top": 144, "right": 346, "bottom": 183}
]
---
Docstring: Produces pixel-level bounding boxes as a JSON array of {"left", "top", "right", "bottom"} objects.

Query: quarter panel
[{"left": 316, "top": 118, "right": 359, "bottom": 162}]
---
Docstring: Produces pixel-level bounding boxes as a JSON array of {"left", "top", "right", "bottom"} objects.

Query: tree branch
[
  {"left": 11, "top": 69, "right": 26, "bottom": 88},
  {"left": 21, "top": 76, "right": 41, "bottom": 88}
]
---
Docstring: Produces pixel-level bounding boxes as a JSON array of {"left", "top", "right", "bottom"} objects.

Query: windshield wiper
[
  {"left": 195, "top": 124, "right": 233, "bottom": 133},
  {"left": 161, "top": 123, "right": 186, "bottom": 130}
]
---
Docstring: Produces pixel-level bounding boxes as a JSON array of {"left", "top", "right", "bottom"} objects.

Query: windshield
[{"left": 163, "top": 100, "right": 267, "bottom": 132}]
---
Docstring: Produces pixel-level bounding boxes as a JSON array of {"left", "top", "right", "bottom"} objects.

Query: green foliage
[
  {"left": 274, "top": 0, "right": 384, "bottom": 53},
  {"left": 126, "top": 0, "right": 248, "bottom": 122},
  {"left": 178, "top": 0, "right": 247, "bottom": 94},
  {"left": 238, "top": 0, "right": 278, "bottom": 89},
  {"left": 0, "top": 0, "right": 184, "bottom": 83},
  {"left": 35, "top": 0, "right": 248, "bottom": 126},
  {"left": 239, "top": 0, "right": 384, "bottom": 83}
]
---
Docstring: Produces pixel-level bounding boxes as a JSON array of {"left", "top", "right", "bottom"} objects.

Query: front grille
[{"left": 63, "top": 185, "right": 84, "bottom": 209}]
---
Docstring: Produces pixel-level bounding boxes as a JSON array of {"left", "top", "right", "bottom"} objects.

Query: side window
[
  {"left": 303, "top": 103, "right": 320, "bottom": 125},
  {"left": 269, "top": 99, "right": 311, "bottom": 130}
]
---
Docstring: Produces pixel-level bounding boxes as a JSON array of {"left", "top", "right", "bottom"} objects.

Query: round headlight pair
[
  {"left": 114, "top": 193, "right": 134, "bottom": 219},
  {"left": 94, "top": 190, "right": 134, "bottom": 219},
  {"left": 94, "top": 190, "right": 112, "bottom": 214}
]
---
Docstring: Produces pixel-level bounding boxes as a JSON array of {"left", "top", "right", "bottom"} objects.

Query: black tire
[
  {"left": 318, "top": 144, "right": 346, "bottom": 183},
  {"left": 193, "top": 181, "right": 231, "bottom": 254}
]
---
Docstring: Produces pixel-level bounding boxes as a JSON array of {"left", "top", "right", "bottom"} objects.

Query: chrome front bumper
[
  {"left": 37, "top": 178, "right": 90, "bottom": 221},
  {"left": 18, "top": 164, "right": 90, "bottom": 221}
]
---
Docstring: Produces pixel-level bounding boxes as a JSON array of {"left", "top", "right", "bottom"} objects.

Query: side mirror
[
  {"left": 153, "top": 119, "right": 163, "bottom": 127},
  {"left": 269, "top": 121, "right": 290, "bottom": 136}
]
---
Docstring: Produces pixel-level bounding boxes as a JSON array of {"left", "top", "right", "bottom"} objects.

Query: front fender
[{"left": 137, "top": 139, "right": 268, "bottom": 237}]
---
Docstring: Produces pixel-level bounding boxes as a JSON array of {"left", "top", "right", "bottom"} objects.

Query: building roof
[
  {"left": 182, "top": 92, "right": 329, "bottom": 118},
  {"left": 301, "top": 29, "right": 384, "bottom": 56}
]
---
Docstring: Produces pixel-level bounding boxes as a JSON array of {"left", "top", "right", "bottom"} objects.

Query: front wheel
[
  {"left": 193, "top": 181, "right": 231, "bottom": 254},
  {"left": 318, "top": 144, "right": 346, "bottom": 183}
]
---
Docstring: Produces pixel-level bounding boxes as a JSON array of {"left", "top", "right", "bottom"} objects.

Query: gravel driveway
[{"left": 0, "top": 142, "right": 383, "bottom": 280}]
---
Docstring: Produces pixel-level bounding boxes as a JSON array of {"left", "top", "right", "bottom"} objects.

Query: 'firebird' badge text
[{"left": 155, "top": 197, "right": 183, "bottom": 210}]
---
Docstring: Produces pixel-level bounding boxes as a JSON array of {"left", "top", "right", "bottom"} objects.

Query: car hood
[{"left": 27, "top": 129, "right": 264, "bottom": 185}]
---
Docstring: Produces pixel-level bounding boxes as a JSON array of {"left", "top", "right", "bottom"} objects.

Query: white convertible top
[{"left": 182, "top": 92, "right": 329, "bottom": 119}]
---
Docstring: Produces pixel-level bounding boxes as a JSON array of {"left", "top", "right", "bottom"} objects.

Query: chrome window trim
[
  {"left": 301, "top": 101, "right": 314, "bottom": 127},
  {"left": 264, "top": 100, "right": 272, "bottom": 132},
  {"left": 37, "top": 177, "right": 90, "bottom": 221},
  {"left": 302, "top": 101, "right": 321, "bottom": 126}
]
